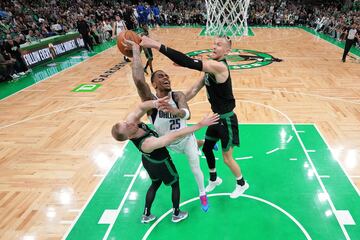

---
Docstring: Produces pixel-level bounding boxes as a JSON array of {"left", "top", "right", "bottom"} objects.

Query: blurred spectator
[
  {"left": 0, "top": 42, "right": 18, "bottom": 81},
  {"left": 76, "top": 14, "right": 93, "bottom": 52},
  {"left": 0, "top": 0, "right": 358, "bottom": 82}
]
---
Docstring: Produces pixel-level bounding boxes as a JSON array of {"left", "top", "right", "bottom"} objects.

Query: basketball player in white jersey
[
  {"left": 112, "top": 15, "right": 131, "bottom": 62},
  {"left": 124, "top": 39, "right": 209, "bottom": 212}
]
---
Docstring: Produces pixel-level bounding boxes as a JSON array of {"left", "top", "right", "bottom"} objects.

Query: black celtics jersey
[
  {"left": 130, "top": 122, "right": 170, "bottom": 161},
  {"left": 204, "top": 59, "right": 235, "bottom": 114}
]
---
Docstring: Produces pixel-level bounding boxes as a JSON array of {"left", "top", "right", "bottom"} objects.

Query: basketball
[{"left": 117, "top": 30, "right": 142, "bottom": 58}]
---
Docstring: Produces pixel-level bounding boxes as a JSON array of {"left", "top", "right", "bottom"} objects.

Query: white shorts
[{"left": 168, "top": 134, "right": 198, "bottom": 159}]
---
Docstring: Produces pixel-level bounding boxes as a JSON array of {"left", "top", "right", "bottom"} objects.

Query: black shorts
[
  {"left": 144, "top": 48, "right": 153, "bottom": 60},
  {"left": 142, "top": 155, "right": 178, "bottom": 185},
  {"left": 205, "top": 111, "right": 239, "bottom": 151}
]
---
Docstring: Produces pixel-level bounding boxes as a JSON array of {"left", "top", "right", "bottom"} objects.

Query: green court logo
[
  {"left": 186, "top": 49, "right": 281, "bottom": 70},
  {"left": 72, "top": 84, "right": 101, "bottom": 92}
]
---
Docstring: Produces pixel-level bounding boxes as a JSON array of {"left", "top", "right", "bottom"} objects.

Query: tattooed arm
[{"left": 125, "top": 39, "right": 154, "bottom": 102}]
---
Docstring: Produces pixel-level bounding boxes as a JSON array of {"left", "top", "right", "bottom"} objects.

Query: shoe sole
[
  {"left": 171, "top": 214, "right": 188, "bottom": 223},
  {"left": 230, "top": 183, "right": 249, "bottom": 199},
  {"left": 141, "top": 217, "right": 156, "bottom": 223},
  {"left": 201, "top": 205, "right": 209, "bottom": 212},
  {"left": 205, "top": 178, "right": 223, "bottom": 193}
]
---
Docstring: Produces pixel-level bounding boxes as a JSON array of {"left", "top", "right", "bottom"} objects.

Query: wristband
[{"left": 181, "top": 108, "right": 190, "bottom": 120}]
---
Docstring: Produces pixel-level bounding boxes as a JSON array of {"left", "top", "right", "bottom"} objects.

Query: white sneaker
[
  {"left": 19, "top": 72, "right": 26, "bottom": 76},
  {"left": 11, "top": 74, "right": 19, "bottom": 78},
  {"left": 230, "top": 182, "right": 249, "bottom": 199},
  {"left": 205, "top": 177, "right": 222, "bottom": 192}
]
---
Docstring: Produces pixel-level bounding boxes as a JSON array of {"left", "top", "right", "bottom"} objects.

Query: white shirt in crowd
[
  {"left": 115, "top": 20, "right": 126, "bottom": 35},
  {"left": 348, "top": 29, "right": 357, "bottom": 40}
]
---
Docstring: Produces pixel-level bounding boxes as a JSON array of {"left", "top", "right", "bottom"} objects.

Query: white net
[{"left": 205, "top": 0, "right": 251, "bottom": 37}]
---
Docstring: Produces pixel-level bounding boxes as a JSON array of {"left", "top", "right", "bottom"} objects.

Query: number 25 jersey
[{"left": 148, "top": 91, "right": 187, "bottom": 144}]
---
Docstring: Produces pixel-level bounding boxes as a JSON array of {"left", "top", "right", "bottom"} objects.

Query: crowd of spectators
[{"left": 0, "top": 0, "right": 359, "bottom": 82}]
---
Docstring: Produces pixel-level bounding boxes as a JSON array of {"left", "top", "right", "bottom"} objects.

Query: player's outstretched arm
[
  {"left": 141, "top": 113, "right": 219, "bottom": 153},
  {"left": 183, "top": 77, "right": 205, "bottom": 101},
  {"left": 124, "top": 39, "right": 153, "bottom": 101},
  {"left": 139, "top": 36, "right": 227, "bottom": 75},
  {"left": 127, "top": 96, "right": 169, "bottom": 123}
]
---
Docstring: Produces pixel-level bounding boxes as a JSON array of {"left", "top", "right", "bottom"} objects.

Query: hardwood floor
[{"left": 0, "top": 27, "right": 359, "bottom": 239}]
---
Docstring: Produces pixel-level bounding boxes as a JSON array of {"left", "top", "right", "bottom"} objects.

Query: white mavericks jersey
[
  {"left": 115, "top": 20, "right": 126, "bottom": 35},
  {"left": 149, "top": 92, "right": 187, "bottom": 145}
]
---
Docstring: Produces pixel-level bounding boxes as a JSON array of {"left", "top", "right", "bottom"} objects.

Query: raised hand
[
  {"left": 139, "top": 36, "right": 161, "bottom": 49},
  {"left": 123, "top": 38, "right": 140, "bottom": 51},
  {"left": 153, "top": 96, "right": 170, "bottom": 109},
  {"left": 198, "top": 113, "right": 220, "bottom": 127}
]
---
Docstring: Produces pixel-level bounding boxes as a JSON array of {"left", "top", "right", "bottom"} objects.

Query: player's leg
[
  {"left": 184, "top": 135, "right": 208, "bottom": 212},
  {"left": 170, "top": 180, "right": 188, "bottom": 222},
  {"left": 342, "top": 39, "right": 353, "bottom": 62},
  {"left": 203, "top": 125, "right": 222, "bottom": 192},
  {"left": 197, "top": 139, "right": 218, "bottom": 151},
  {"left": 220, "top": 113, "right": 249, "bottom": 198},
  {"left": 148, "top": 48, "right": 154, "bottom": 74},
  {"left": 162, "top": 158, "right": 189, "bottom": 223},
  {"left": 142, "top": 179, "right": 161, "bottom": 223}
]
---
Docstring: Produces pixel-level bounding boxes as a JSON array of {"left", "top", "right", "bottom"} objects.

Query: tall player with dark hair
[
  {"left": 140, "top": 36, "right": 249, "bottom": 198},
  {"left": 122, "top": 38, "right": 211, "bottom": 212}
]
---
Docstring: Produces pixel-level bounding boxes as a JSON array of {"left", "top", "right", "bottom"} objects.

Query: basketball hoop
[{"left": 205, "top": 0, "right": 250, "bottom": 38}]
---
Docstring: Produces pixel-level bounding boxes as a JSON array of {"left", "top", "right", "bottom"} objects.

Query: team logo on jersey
[{"left": 186, "top": 49, "right": 282, "bottom": 70}]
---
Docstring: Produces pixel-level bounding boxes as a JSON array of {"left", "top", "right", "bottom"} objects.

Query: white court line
[
  {"left": 67, "top": 209, "right": 81, "bottom": 213},
  {"left": 62, "top": 141, "right": 129, "bottom": 240},
  {"left": 22, "top": 89, "right": 47, "bottom": 92},
  {"left": 142, "top": 193, "right": 311, "bottom": 240},
  {"left": 286, "top": 136, "right": 293, "bottom": 143},
  {"left": 0, "top": 46, "right": 115, "bottom": 102},
  {"left": 290, "top": 158, "right": 298, "bottom": 161},
  {"left": 102, "top": 162, "right": 143, "bottom": 240},
  {"left": 201, "top": 156, "right": 219, "bottom": 160},
  {"left": 314, "top": 124, "right": 360, "bottom": 197},
  {"left": 294, "top": 126, "right": 351, "bottom": 239},
  {"left": 124, "top": 174, "right": 135, "bottom": 177},
  {"left": 296, "top": 130, "right": 305, "bottom": 133},
  {"left": 233, "top": 98, "right": 352, "bottom": 239},
  {"left": 231, "top": 87, "right": 360, "bottom": 105},
  {"left": 93, "top": 174, "right": 105, "bottom": 177},
  {"left": 186, "top": 99, "right": 351, "bottom": 239},
  {"left": 191, "top": 99, "right": 352, "bottom": 239},
  {"left": 235, "top": 156, "right": 253, "bottom": 160},
  {"left": 235, "top": 123, "right": 314, "bottom": 125},
  {"left": 60, "top": 221, "right": 73, "bottom": 225},
  {"left": 306, "top": 150, "right": 316, "bottom": 153},
  {"left": 320, "top": 175, "right": 330, "bottom": 178},
  {"left": 98, "top": 209, "right": 118, "bottom": 225},
  {"left": 335, "top": 210, "right": 356, "bottom": 226},
  {"left": 186, "top": 87, "right": 360, "bottom": 106},
  {"left": 266, "top": 148, "right": 280, "bottom": 155},
  {"left": 0, "top": 94, "right": 138, "bottom": 130}
]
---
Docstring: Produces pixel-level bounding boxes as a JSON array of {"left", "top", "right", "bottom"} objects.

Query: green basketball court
[{"left": 64, "top": 124, "right": 360, "bottom": 240}]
